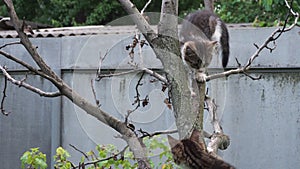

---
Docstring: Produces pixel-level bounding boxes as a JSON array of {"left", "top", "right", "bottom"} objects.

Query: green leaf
[
  {"left": 80, "top": 156, "right": 85, "bottom": 163},
  {"left": 20, "top": 151, "right": 30, "bottom": 162},
  {"left": 34, "top": 158, "right": 48, "bottom": 169}
]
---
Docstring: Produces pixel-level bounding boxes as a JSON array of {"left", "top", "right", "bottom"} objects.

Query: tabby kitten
[
  {"left": 181, "top": 39, "right": 218, "bottom": 96},
  {"left": 168, "top": 129, "right": 235, "bottom": 169},
  {"left": 180, "top": 9, "right": 230, "bottom": 69},
  {"left": 180, "top": 9, "right": 230, "bottom": 95}
]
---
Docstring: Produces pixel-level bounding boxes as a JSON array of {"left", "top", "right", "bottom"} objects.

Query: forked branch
[
  {"left": 118, "top": 0, "right": 157, "bottom": 43},
  {"left": 205, "top": 95, "right": 230, "bottom": 156}
]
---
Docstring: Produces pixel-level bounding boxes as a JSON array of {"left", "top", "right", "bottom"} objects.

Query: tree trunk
[{"left": 204, "top": 0, "right": 214, "bottom": 12}]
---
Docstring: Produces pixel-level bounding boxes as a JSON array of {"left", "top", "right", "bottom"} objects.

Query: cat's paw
[
  {"left": 196, "top": 72, "right": 207, "bottom": 82},
  {"left": 191, "top": 91, "right": 197, "bottom": 97}
]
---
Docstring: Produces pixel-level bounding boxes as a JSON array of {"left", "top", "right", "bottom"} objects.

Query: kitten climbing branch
[{"left": 204, "top": 0, "right": 299, "bottom": 82}]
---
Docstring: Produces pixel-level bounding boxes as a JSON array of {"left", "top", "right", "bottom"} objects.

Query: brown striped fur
[{"left": 168, "top": 129, "right": 235, "bottom": 169}]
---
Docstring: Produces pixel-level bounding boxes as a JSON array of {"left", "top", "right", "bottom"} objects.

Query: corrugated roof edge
[
  {"left": 0, "top": 23, "right": 254, "bottom": 38},
  {"left": 0, "top": 25, "right": 151, "bottom": 38}
]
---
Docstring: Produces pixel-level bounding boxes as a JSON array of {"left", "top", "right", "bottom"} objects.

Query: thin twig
[
  {"left": 205, "top": 96, "right": 222, "bottom": 133},
  {"left": 0, "top": 41, "right": 21, "bottom": 49},
  {"left": 243, "top": 71, "right": 262, "bottom": 80},
  {"left": 0, "top": 50, "right": 57, "bottom": 82},
  {"left": 1, "top": 67, "right": 11, "bottom": 116},
  {"left": 285, "top": 0, "right": 298, "bottom": 16},
  {"left": 73, "top": 145, "right": 129, "bottom": 169},
  {"left": 126, "top": 71, "right": 146, "bottom": 122},
  {"left": 69, "top": 144, "right": 89, "bottom": 160},
  {"left": 141, "top": 67, "right": 168, "bottom": 84},
  {"left": 97, "top": 69, "right": 141, "bottom": 79},
  {"left": 96, "top": 51, "right": 108, "bottom": 80},
  {"left": 97, "top": 68, "right": 168, "bottom": 84},
  {"left": 141, "top": 0, "right": 152, "bottom": 14},
  {"left": 139, "top": 129, "right": 178, "bottom": 138},
  {"left": 90, "top": 79, "right": 100, "bottom": 107},
  {"left": 205, "top": 95, "right": 230, "bottom": 156},
  {"left": 0, "top": 65, "right": 61, "bottom": 97},
  {"left": 118, "top": 0, "right": 157, "bottom": 42}
]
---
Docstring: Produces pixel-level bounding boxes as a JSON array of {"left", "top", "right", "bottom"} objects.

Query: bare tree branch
[
  {"left": 69, "top": 144, "right": 89, "bottom": 160},
  {"left": 1, "top": 72, "right": 11, "bottom": 116},
  {"left": 0, "top": 41, "right": 21, "bottom": 49},
  {"left": 127, "top": 71, "right": 146, "bottom": 117},
  {"left": 141, "top": 0, "right": 152, "bottom": 14},
  {"left": 143, "top": 68, "right": 168, "bottom": 84},
  {"left": 118, "top": 0, "right": 157, "bottom": 43},
  {"left": 285, "top": 0, "right": 299, "bottom": 17},
  {"left": 158, "top": 0, "right": 178, "bottom": 37},
  {"left": 0, "top": 65, "right": 61, "bottom": 97},
  {"left": 139, "top": 129, "right": 178, "bottom": 138},
  {"left": 97, "top": 69, "right": 141, "bottom": 79},
  {"left": 205, "top": 95, "right": 230, "bottom": 157},
  {"left": 90, "top": 79, "right": 100, "bottom": 107},
  {"left": 97, "top": 33, "right": 168, "bottom": 84},
  {"left": 96, "top": 51, "right": 108, "bottom": 80},
  {"left": 0, "top": 50, "right": 56, "bottom": 81},
  {"left": 3, "top": 1, "right": 152, "bottom": 167},
  {"left": 72, "top": 145, "right": 129, "bottom": 169},
  {"left": 3, "top": 0, "right": 61, "bottom": 82}
]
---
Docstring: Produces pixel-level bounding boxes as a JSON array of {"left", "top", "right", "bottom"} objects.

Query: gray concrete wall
[{"left": 0, "top": 26, "right": 299, "bottom": 169}]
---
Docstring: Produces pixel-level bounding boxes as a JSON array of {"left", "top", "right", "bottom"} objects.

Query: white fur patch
[
  {"left": 180, "top": 43, "right": 196, "bottom": 96},
  {"left": 211, "top": 19, "right": 222, "bottom": 42},
  {"left": 180, "top": 43, "right": 189, "bottom": 66},
  {"left": 211, "top": 19, "right": 223, "bottom": 62}
]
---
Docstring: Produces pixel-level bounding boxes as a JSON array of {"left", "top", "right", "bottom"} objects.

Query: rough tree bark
[{"left": 119, "top": 0, "right": 203, "bottom": 140}]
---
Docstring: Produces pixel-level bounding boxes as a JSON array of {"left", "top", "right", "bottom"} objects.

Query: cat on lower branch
[{"left": 168, "top": 129, "right": 235, "bottom": 169}]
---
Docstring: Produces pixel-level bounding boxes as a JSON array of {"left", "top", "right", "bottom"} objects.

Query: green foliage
[
  {"left": 92, "top": 144, "right": 137, "bottom": 168},
  {"left": 20, "top": 147, "right": 47, "bottom": 169},
  {"left": 54, "top": 147, "right": 72, "bottom": 169},
  {"left": 1, "top": 0, "right": 297, "bottom": 27},
  {"left": 143, "top": 136, "right": 177, "bottom": 169},
  {"left": 215, "top": 0, "right": 299, "bottom": 27},
  {"left": 20, "top": 136, "right": 177, "bottom": 169}
]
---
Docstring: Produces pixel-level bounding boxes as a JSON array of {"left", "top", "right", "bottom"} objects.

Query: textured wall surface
[{"left": 0, "top": 26, "right": 299, "bottom": 169}]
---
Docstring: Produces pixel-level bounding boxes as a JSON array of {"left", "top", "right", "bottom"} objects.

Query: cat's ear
[
  {"left": 208, "top": 41, "right": 218, "bottom": 51},
  {"left": 190, "top": 129, "right": 201, "bottom": 142},
  {"left": 167, "top": 135, "right": 180, "bottom": 148},
  {"left": 209, "top": 40, "right": 218, "bottom": 46}
]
